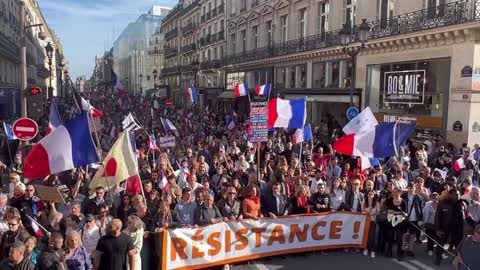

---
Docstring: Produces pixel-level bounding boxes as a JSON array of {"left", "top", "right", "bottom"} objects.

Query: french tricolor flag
[
  {"left": 148, "top": 135, "right": 159, "bottom": 152},
  {"left": 268, "top": 97, "right": 306, "bottom": 129},
  {"left": 186, "top": 87, "right": 198, "bottom": 103},
  {"left": 234, "top": 83, "right": 249, "bottom": 97},
  {"left": 24, "top": 112, "right": 100, "bottom": 180},
  {"left": 47, "top": 99, "right": 63, "bottom": 134},
  {"left": 255, "top": 83, "right": 271, "bottom": 96},
  {"left": 454, "top": 157, "right": 466, "bottom": 172},
  {"left": 334, "top": 122, "right": 415, "bottom": 158}
]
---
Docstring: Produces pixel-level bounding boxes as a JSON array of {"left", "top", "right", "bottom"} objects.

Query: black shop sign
[{"left": 383, "top": 70, "right": 425, "bottom": 104}]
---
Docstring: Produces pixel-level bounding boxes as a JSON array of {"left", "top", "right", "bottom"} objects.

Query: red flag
[{"left": 126, "top": 175, "right": 141, "bottom": 196}]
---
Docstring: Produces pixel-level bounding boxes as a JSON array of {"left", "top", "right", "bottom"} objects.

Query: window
[
  {"left": 241, "top": 29, "right": 246, "bottom": 52},
  {"left": 231, "top": 0, "right": 236, "bottom": 15},
  {"left": 317, "top": 2, "right": 329, "bottom": 39},
  {"left": 231, "top": 33, "right": 236, "bottom": 54},
  {"left": 266, "top": 20, "right": 273, "bottom": 45},
  {"left": 252, "top": 25, "right": 258, "bottom": 49},
  {"left": 280, "top": 15, "right": 288, "bottom": 42},
  {"left": 426, "top": 0, "right": 445, "bottom": 18},
  {"left": 380, "top": 0, "right": 395, "bottom": 28},
  {"left": 298, "top": 8, "right": 307, "bottom": 38},
  {"left": 345, "top": 0, "right": 356, "bottom": 29},
  {"left": 240, "top": 0, "right": 246, "bottom": 12},
  {"left": 214, "top": 47, "right": 217, "bottom": 59},
  {"left": 220, "top": 45, "right": 224, "bottom": 58}
]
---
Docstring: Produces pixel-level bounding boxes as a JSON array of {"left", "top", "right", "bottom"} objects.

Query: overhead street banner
[
  {"left": 162, "top": 213, "right": 370, "bottom": 270},
  {"left": 383, "top": 70, "right": 425, "bottom": 104}
]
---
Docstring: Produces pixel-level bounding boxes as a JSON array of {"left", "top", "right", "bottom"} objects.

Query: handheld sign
[{"left": 12, "top": 118, "right": 39, "bottom": 141}]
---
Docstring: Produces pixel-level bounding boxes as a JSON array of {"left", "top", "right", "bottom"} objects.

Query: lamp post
[
  {"left": 153, "top": 69, "right": 158, "bottom": 89},
  {"left": 45, "top": 42, "right": 54, "bottom": 99},
  {"left": 19, "top": 0, "right": 47, "bottom": 117},
  {"left": 338, "top": 19, "right": 370, "bottom": 107},
  {"left": 58, "top": 59, "right": 65, "bottom": 98}
]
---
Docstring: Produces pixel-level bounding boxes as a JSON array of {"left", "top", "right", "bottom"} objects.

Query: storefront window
[
  {"left": 226, "top": 72, "right": 245, "bottom": 90},
  {"left": 366, "top": 57, "right": 450, "bottom": 135}
]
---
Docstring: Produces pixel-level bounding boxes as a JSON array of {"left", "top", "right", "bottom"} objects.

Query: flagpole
[
  {"left": 257, "top": 142, "right": 261, "bottom": 181},
  {"left": 86, "top": 103, "right": 115, "bottom": 204}
]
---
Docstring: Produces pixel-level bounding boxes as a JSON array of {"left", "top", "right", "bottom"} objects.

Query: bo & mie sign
[{"left": 383, "top": 70, "right": 425, "bottom": 104}]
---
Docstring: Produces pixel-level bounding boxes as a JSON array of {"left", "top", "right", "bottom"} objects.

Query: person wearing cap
[
  {"left": 80, "top": 214, "right": 101, "bottom": 255},
  {"left": 455, "top": 224, "right": 480, "bottom": 270}
]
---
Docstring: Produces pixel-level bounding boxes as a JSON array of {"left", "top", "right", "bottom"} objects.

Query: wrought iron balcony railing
[
  {"left": 181, "top": 43, "right": 196, "bottom": 53},
  {"left": 164, "top": 46, "right": 178, "bottom": 57},
  {"left": 181, "top": 22, "right": 197, "bottom": 35},
  {"left": 164, "top": 28, "right": 178, "bottom": 40},
  {"left": 219, "top": 0, "right": 478, "bottom": 68}
]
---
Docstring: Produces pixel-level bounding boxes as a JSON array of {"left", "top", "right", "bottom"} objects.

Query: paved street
[{"left": 231, "top": 245, "right": 454, "bottom": 270}]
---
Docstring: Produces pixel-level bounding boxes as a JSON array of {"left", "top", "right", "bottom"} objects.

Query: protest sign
[
  {"left": 159, "top": 136, "right": 176, "bottom": 147},
  {"left": 34, "top": 185, "right": 66, "bottom": 203},
  {"left": 162, "top": 212, "right": 370, "bottom": 270},
  {"left": 249, "top": 102, "right": 268, "bottom": 143}
]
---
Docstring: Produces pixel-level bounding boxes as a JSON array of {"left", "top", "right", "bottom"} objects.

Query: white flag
[
  {"left": 122, "top": 113, "right": 142, "bottom": 132},
  {"left": 342, "top": 106, "right": 378, "bottom": 135}
]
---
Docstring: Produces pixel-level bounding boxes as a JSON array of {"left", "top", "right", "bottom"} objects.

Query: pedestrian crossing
[{"left": 391, "top": 259, "right": 437, "bottom": 270}]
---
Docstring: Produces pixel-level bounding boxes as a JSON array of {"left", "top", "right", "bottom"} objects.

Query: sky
[{"left": 39, "top": 0, "right": 177, "bottom": 80}]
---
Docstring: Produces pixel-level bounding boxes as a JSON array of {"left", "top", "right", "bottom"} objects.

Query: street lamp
[
  {"left": 45, "top": 42, "right": 54, "bottom": 99},
  {"left": 153, "top": 69, "right": 158, "bottom": 89},
  {"left": 19, "top": 0, "right": 47, "bottom": 117},
  {"left": 58, "top": 59, "right": 65, "bottom": 98},
  {"left": 339, "top": 18, "right": 370, "bottom": 107}
]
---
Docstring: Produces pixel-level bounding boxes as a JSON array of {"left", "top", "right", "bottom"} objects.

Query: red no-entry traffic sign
[
  {"left": 165, "top": 99, "right": 173, "bottom": 107},
  {"left": 12, "top": 118, "right": 39, "bottom": 141}
]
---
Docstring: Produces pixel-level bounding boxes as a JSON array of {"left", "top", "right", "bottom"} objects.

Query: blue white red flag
[
  {"left": 234, "top": 83, "right": 249, "bottom": 97},
  {"left": 268, "top": 97, "right": 306, "bottom": 129},
  {"left": 186, "top": 87, "right": 198, "bottom": 103},
  {"left": 24, "top": 112, "right": 100, "bottom": 179},
  {"left": 255, "top": 83, "right": 271, "bottom": 96},
  {"left": 2, "top": 122, "right": 18, "bottom": 141},
  {"left": 48, "top": 98, "right": 63, "bottom": 134}
]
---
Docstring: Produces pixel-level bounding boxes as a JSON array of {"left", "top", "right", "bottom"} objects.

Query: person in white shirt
[
  {"left": 80, "top": 214, "right": 102, "bottom": 254},
  {"left": 309, "top": 171, "right": 324, "bottom": 195}
]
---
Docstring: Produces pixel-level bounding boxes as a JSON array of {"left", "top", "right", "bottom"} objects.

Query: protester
[
  {"left": 386, "top": 187, "right": 407, "bottom": 260},
  {"left": 362, "top": 189, "right": 379, "bottom": 257},
  {"left": 123, "top": 215, "right": 144, "bottom": 270},
  {"left": 242, "top": 184, "right": 262, "bottom": 220},
  {"left": 38, "top": 233, "right": 68, "bottom": 270},
  {"left": 0, "top": 216, "right": 30, "bottom": 259},
  {"left": 455, "top": 224, "right": 480, "bottom": 270},
  {"left": 64, "top": 230, "right": 92, "bottom": 270},
  {"left": 80, "top": 214, "right": 101, "bottom": 255},
  {"left": 0, "top": 241, "right": 34, "bottom": 270},
  {"left": 93, "top": 219, "right": 135, "bottom": 270}
]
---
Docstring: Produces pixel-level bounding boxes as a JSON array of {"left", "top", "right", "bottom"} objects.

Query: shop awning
[{"left": 217, "top": 91, "right": 236, "bottom": 99}]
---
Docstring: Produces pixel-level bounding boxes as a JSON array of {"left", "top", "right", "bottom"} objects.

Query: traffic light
[
  {"left": 27, "top": 86, "right": 45, "bottom": 119},
  {"left": 30, "top": 87, "right": 41, "bottom": 95}
]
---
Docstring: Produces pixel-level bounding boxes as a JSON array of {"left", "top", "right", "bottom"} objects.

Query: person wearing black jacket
[
  {"left": 402, "top": 182, "right": 424, "bottom": 257},
  {"left": 262, "top": 183, "right": 291, "bottom": 218},
  {"left": 434, "top": 188, "right": 465, "bottom": 266},
  {"left": 309, "top": 182, "right": 331, "bottom": 213}
]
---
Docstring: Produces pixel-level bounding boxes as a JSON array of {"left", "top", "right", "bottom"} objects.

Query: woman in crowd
[
  {"left": 217, "top": 187, "right": 242, "bottom": 221},
  {"left": 24, "top": 236, "right": 40, "bottom": 264},
  {"left": 147, "top": 189, "right": 161, "bottom": 211},
  {"left": 117, "top": 194, "right": 134, "bottom": 226},
  {"left": 95, "top": 204, "right": 113, "bottom": 235},
  {"left": 242, "top": 184, "right": 262, "bottom": 220},
  {"left": 124, "top": 215, "right": 144, "bottom": 270},
  {"left": 0, "top": 216, "right": 30, "bottom": 259},
  {"left": 155, "top": 202, "right": 179, "bottom": 230},
  {"left": 292, "top": 185, "right": 311, "bottom": 214},
  {"left": 362, "top": 189, "right": 379, "bottom": 258},
  {"left": 328, "top": 177, "right": 346, "bottom": 211},
  {"left": 385, "top": 187, "right": 408, "bottom": 260},
  {"left": 65, "top": 230, "right": 92, "bottom": 270},
  {"left": 423, "top": 192, "right": 439, "bottom": 256}
]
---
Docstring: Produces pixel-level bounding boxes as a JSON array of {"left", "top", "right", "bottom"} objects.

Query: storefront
[
  {"left": 365, "top": 58, "right": 450, "bottom": 142},
  {"left": 0, "top": 87, "right": 20, "bottom": 119}
]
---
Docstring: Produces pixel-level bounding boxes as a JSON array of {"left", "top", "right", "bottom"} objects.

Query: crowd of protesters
[{"left": 0, "top": 88, "right": 479, "bottom": 270}]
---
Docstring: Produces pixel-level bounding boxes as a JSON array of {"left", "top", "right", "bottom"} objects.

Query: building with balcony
[
  {"left": 196, "top": 0, "right": 226, "bottom": 109},
  {"left": 147, "top": 28, "right": 165, "bottom": 91},
  {"left": 0, "top": 0, "right": 67, "bottom": 118},
  {"left": 113, "top": 6, "right": 170, "bottom": 96},
  {"left": 219, "top": 0, "right": 480, "bottom": 146}
]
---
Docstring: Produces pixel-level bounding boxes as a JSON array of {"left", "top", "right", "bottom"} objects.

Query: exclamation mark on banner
[{"left": 352, "top": 221, "right": 361, "bottom": 239}]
